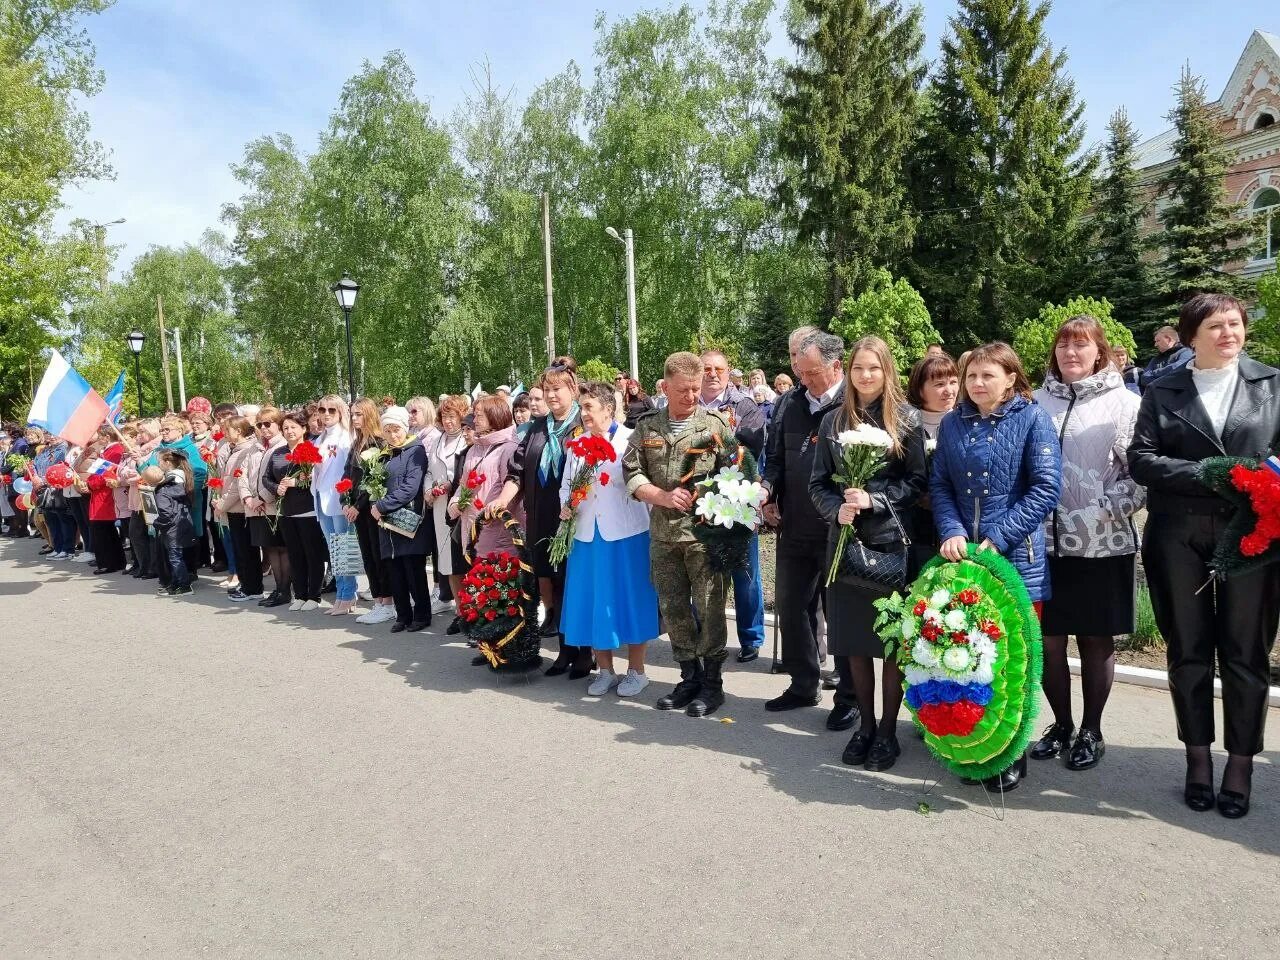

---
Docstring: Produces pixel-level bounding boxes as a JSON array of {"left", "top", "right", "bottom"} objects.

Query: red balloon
[
  {"left": 14, "top": 494, "right": 31, "bottom": 511},
  {"left": 45, "top": 464, "right": 74, "bottom": 488}
]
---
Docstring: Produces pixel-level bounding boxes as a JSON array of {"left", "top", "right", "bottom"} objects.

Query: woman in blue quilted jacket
[{"left": 930, "top": 341, "right": 1062, "bottom": 792}]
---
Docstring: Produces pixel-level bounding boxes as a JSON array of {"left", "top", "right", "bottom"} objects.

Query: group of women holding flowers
[
  {"left": 3, "top": 291, "right": 1277, "bottom": 821},
  {"left": 804, "top": 291, "right": 1277, "bottom": 818}
]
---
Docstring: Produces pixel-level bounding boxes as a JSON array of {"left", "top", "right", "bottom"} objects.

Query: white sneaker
[
  {"left": 356, "top": 604, "right": 396, "bottom": 624},
  {"left": 357, "top": 589, "right": 374, "bottom": 601},
  {"left": 49, "top": 551, "right": 66, "bottom": 560},
  {"left": 74, "top": 552, "right": 95, "bottom": 562},
  {"left": 616, "top": 670, "right": 650, "bottom": 697},
  {"left": 431, "top": 596, "right": 454, "bottom": 615},
  {"left": 587, "top": 669, "right": 618, "bottom": 696},
  {"left": 300, "top": 600, "right": 320, "bottom": 612},
  {"left": 288, "top": 599, "right": 304, "bottom": 611}
]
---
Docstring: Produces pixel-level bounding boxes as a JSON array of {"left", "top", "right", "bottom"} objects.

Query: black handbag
[{"left": 836, "top": 499, "right": 911, "bottom": 593}]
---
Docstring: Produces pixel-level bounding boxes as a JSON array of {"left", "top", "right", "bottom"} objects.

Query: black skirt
[
  {"left": 1041, "top": 554, "right": 1136, "bottom": 636},
  {"left": 827, "top": 580, "right": 892, "bottom": 658},
  {"left": 249, "top": 514, "right": 285, "bottom": 549}
]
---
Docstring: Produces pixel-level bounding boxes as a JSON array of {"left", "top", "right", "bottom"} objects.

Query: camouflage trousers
[{"left": 650, "top": 538, "right": 728, "bottom": 664}]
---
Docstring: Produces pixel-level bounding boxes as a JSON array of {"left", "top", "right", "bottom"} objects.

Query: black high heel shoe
[
  {"left": 1217, "top": 766, "right": 1252, "bottom": 819},
  {"left": 568, "top": 645, "right": 596, "bottom": 681},
  {"left": 545, "top": 636, "right": 573, "bottom": 676},
  {"left": 1184, "top": 771, "right": 1216, "bottom": 813}
]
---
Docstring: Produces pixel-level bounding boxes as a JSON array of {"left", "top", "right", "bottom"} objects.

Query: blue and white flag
[{"left": 103, "top": 371, "right": 126, "bottom": 425}]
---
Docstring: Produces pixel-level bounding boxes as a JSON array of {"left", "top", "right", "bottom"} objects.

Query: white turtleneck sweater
[{"left": 1190, "top": 359, "right": 1240, "bottom": 436}]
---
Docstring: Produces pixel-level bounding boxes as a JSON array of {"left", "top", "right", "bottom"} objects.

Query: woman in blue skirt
[{"left": 559, "top": 381, "right": 660, "bottom": 697}]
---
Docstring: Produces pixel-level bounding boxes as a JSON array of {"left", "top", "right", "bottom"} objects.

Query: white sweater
[{"left": 1190, "top": 359, "right": 1240, "bottom": 437}]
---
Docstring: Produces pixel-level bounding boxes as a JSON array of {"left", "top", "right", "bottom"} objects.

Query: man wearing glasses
[{"left": 699, "top": 349, "right": 767, "bottom": 663}]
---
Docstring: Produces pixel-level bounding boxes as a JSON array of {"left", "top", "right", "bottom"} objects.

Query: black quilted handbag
[{"left": 836, "top": 499, "right": 911, "bottom": 593}]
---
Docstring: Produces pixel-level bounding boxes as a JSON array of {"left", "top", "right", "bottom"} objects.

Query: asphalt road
[{"left": 1, "top": 536, "right": 1276, "bottom": 959}]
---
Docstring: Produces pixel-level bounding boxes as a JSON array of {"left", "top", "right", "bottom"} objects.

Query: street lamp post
[
  {"left": 605, "top": 226, "right": 638, "bottom": 380},
  {"left": 126, "top": 329, "right": 145, "bottom": 415},
  {"left": 330, "top": 273, "right": 360, "bottom": 403}
]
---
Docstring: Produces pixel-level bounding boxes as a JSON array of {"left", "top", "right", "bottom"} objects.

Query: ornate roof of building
[{"left": 1133, "top": 29, "right": 1280, "bottom": 172}]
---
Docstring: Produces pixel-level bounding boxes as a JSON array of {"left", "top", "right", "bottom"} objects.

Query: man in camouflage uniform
[{"left": 623, "top": 351, "right": 737, "bottom": 717}]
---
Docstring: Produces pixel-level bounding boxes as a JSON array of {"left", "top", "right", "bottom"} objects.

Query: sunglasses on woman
[{"left": 318, "top": 406, "right": 340, "bottom": 414}]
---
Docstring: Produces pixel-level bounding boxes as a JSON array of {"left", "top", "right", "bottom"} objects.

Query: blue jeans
[
  {"left": 219, "top": 523, "right": 236, "bottom": 576},
  {"left": 47, "top": 510, "right": 77, "bottom": 554},
  {"left": 316, "top": 509, "right": 357, "bottom": 602},
  {"left": 732, "top": 536, "right": 765, "bottom": 650}
]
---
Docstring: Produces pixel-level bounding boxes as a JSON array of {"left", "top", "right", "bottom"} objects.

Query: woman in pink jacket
[{"left": 448, "top": 395, "right": 523, "bottom": 563}]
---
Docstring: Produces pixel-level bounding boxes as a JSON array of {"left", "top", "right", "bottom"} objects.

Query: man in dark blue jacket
[
  {"left": 699, "top": 349, "right": 767, "bottom": 661},
  {"left": 1140, "top": 326, "right": 1192, "bottom": 391}
]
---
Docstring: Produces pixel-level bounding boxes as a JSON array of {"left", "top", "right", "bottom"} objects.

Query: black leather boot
[
  {"left": 545, "top": 635, "right": 573, "bottom": 676},
  {"left": 686, "top": 657, "right": 725, "bottom": 717},
  {"left": 656, "top": 660, "right": 703, "bottom": 711},
  {"left": 568, "top": 644, "right": 596, "bottom": 680}
]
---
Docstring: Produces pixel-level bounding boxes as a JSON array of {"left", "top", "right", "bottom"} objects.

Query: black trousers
[
  {"left": 88, "top": 519, "right": 126, "bottom": 571},
  {"left": 129, "top": 511, "right": 155, "bottom": 575},
  {"left": 388, "top": 552, "right": 431, "bottom": 626},
  {"left": 776, "top": 534, "right": 827, "bottom": 698},
  {"left": 355, "top": 507, "right": 393, "bottom": 599},
  {"left": 281, "top": 514, "right": 327, "bottom": 601},
  {"left": 68, "top": 496, "right": 92, "bottom": 554},
  {"left": 1144, "top": 510, "right": 1280, "bottom": 755},
  {"left": 227, "top": 513, "right": 263, "bottom": 595}
]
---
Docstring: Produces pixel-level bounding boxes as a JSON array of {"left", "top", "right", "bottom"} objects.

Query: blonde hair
[
  {"left": 318, "top": 394, "right": 351, "bottom": 431},
  {"left": 405, "top": 396, "right": 436, "bottom": 431},
  {"left": 839, "top": 336, "right": 907, "bottom": 456},
  {"left": 664, "top": 351, "right": 702, "bottom": 380},
  {"left": 350, "top": 397, "right": 383, "bottom": 450}
]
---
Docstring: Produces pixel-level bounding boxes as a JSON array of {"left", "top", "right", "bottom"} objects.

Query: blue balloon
[{"left": 12, "top": 477, "right": 32, "bottom": 495}]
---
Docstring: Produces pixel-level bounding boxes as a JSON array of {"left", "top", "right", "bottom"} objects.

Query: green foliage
[
  {"left": 1154, "top": 68, "right": 1254, "bottom": 305},
  {"left": 576, "top": 357, "right": 618, "bottom": 384},
  {"left": 830, "top": 269, "right": 939, "bottom": 374},
  {"left": 0, "top": 0, "right": 113, "bottom": 416},
  {"left": 1012, "top": 296, "right": 1137, "bottom": 382},
  {"left": 1251, "top": 269, "right": 1280, "bottom": 367},
  {"left": 908, "top": 0, "right": 1096, "bottom": 346},
  {"left": 778, "top": 0, "right": 926, "bottom": 317},
  {"left": 1087, "top": 109, "right": 1160, "bottom": 343},
  {"left": 1120, "top": 584, "right": 1163, "bottom": 652}
]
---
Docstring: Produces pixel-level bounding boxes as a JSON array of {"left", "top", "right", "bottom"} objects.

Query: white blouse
[
  {"left": 1190, "top": 359, "right": 1240, "bottom": 437},
  {"left": 558, "top": 424, "right": 650, "bottom": 542}
]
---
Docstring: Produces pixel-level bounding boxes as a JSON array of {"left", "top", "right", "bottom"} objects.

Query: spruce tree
[
  {"left": 907, "top": 0, "right": 1095, "bottom": 345},
  {"left": 777, "top": 0, "right": 926, "bottom": 320},
  {"left": 1154, "top": 67, "right": 1253, "bottom": 306},
  {"left": 1087, "top": 109, "right": 1159, "bottom": 341}
]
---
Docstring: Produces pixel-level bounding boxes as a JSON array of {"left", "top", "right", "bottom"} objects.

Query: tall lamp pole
[
  {"left": 126, "top": 329, "right": 145, "bottom": 415},
  {"left": 605, "top": 226, "right": 638, "bottom": 380},
  {"left": 330, "top": 273, "right": 360, "bottom": 403}
]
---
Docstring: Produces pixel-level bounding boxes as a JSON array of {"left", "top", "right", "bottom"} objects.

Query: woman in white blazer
[{"left": 558, "top": 381, "right": 660, "bottom": 697}]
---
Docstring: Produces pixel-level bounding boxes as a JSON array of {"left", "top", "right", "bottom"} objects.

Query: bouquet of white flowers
[
  {"left": 825, "top": 423, "right": 896, "bottom": 587},
  {"left": 691, "top": 455, "right": 764, "bottom": 572}
]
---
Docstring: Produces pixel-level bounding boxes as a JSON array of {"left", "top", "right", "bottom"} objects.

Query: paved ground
[{"left": 1, "top": 536, "right": 1277, "bottom": 959}]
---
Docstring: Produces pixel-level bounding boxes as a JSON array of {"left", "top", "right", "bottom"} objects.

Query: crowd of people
[{"left": 1, "top": 292, "right": 1275, "bottom": 819}]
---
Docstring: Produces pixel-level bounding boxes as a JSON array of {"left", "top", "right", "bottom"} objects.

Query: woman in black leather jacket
[
  {"left": 1128, "top": 292, "right": 1280, "bottom": 820},
  {"left": 810, "top": 336, "right": 927, "bottom": 773}
]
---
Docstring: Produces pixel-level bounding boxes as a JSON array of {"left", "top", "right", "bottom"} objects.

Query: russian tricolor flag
[{"left": 27, "top": 351, "right": 110, "bottom": 447}]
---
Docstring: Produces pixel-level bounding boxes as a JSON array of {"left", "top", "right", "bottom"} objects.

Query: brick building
[{"left": 1134, "top": 29, "right": 1280, "bottom": 281}]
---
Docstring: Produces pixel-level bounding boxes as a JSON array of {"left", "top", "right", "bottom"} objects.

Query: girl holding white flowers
[
  {"left": 810, "top": 336, "right": 928, "bottom": 772},
  {"left": 558, "top": 382, "right": 659, "bottom": 697}
]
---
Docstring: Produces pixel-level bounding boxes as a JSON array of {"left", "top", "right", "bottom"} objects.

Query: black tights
[
  {"left": 1042, "top": 634, "right": 1116, "bottom": 735},
  {"left": 1186, "top": 745, "right": 1254, "bottom": 797},
  {"left": 844, "top": 655, "right": 904, "bottom": 737}
]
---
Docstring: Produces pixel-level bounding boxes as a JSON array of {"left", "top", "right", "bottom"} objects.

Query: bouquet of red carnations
[
  {"left": 285, "top": 440, "right": 323, "bottom": 488},
  {"left": 458, "top": 552, "right": 524, "bottom": 629},
  {"left": 1200, "top": 455, "right": 1280, "bottom": 580},
  {"left": 547, "top": 433, "right": 617, "bottom": 569},
  {"left": 335, "top": 476, "right": 354, "bottom": 506},
  {"left": 456, "top": 469, "right": 486, "bottom": 512}
]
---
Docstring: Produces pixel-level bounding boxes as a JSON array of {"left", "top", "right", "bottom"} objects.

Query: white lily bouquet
[
  {"left": 825, "top": 423, "right": 896, "bottom": 586},
  {"left": 691, "top": 461, "right": 764, "bottom": 572}
]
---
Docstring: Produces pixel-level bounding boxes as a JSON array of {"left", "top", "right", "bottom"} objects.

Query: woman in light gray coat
[{"left": 1031, "top": 316, "right": 1144, "bottom": 771}]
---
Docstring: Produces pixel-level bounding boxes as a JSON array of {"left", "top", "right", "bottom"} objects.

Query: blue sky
[{"left": 60, "top": 0, "right": 1278, "bottom": 276}]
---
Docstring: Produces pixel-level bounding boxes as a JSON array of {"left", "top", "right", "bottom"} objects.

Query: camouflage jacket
[{"left": 623, "top": 406, "right": 736, "bottom": 543}]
